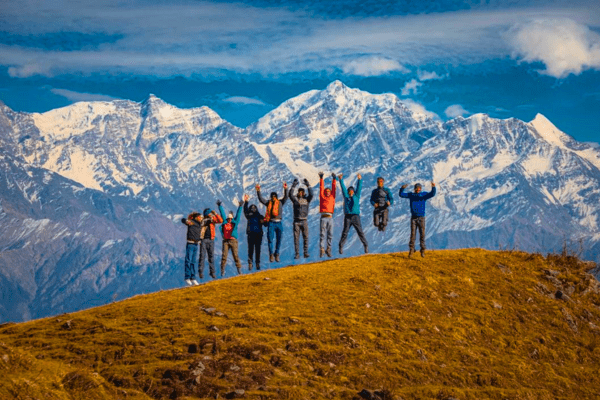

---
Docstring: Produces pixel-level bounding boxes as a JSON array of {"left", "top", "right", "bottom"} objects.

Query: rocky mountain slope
[
  {"left": 1, "top": 81, "right": 600, "bottom": 322},
  {"left": 1, "top": 250, "right": 599, "bottom": 399}
]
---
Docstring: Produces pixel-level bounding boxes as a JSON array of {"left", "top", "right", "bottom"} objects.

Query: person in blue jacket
[
  {"left": 217, "top": 199, "right": 244, "bottom": 276},
  {"left": 338, "top": 173, "right": 368, "bottom": 255},
  {"left": 370, "top": 177, "right": 394, "bottom": 232},
  {"left": 399, "top": 182, "right": 437, "bottom": 258}
]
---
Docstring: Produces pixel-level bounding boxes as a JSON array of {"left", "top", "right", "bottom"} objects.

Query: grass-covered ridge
[{"left": 1, "top": 249, "right": 600, "bottom": 400}]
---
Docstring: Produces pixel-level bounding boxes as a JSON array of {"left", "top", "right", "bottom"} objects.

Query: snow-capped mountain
[{"left": 1, "top": 81, "right": 599, "bottom": 322}]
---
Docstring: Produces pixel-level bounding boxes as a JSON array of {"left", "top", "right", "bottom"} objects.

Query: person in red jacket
[{"left": 319, "top": 171, "right": 337, "bottom": 257}]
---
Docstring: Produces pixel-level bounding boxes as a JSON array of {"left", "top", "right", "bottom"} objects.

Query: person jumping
[
  {"left": 289, "top": 178, "right": 314, "bottom": 259},
  {"left": 243, "top": 194, "right": 264, "bottom": 271},
  {"left": 399, "top": 182, "right": 437, "bottom": 258},
  {"left": 257, "top": 183, "right": 289, "bottom": 262},
  {"left": 217, "top": 199, "right": 244, "bottom": 276},
  {"left": 319, "top": 172, "right": 337, "bottom": 258},
  {"left": 338, "top": 173, "right": 368, "bottom": 255},
  {"left": 370, "top": 176, "right": 393, "bottom": 232}
]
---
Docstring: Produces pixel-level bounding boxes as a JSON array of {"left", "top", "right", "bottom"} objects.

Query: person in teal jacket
[
  {"left": 338, "top": 173, "right": 368, "bottom": 255},
  {"left": 217, "top": 199, "right": 244, "bottom": 276}
]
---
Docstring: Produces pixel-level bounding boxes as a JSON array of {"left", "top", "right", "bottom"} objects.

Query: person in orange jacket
[
  {"left": 319, "top": 171, "right": 337, "bottom": 257},
  {"left": 199, "top": 208, "right": 223, "bottom": 279}
]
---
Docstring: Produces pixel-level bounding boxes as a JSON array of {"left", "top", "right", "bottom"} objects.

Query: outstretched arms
[{"left": 256, "top": 184, "right": 268, "bottom": 206}]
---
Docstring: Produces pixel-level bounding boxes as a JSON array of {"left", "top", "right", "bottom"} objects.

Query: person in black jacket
[
  {"left": 243, "top": 194, "right": 265, "bottom": 271},
  {"left": 289, "top": 178, "right": 313, "bottom": 259},
  {"left": 181, "top": 212, "right": 203, "bottom": 286}
]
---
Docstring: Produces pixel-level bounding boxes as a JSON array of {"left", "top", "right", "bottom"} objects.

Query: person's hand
[
  {"left": 431, "top": 182, "right": 436, "bottom": 187},
  {"left": 303, "top": 178, "right": 310, "bottom": 186},
  {"left": 255, "top": 184, "right": 260, "bottom": 191},
  {"left": 318, "top": 171, "right": 324, "bottom": 178},
  {"left": 338, "top": 173, "right": 343, "bottom": 180},
  {"left": 386, "top": 201, "right": 391, "bottom": 206},
  {"left": 401, "top": 184, "right": 408, "bottom": 189},
  {"left": 181, "top": 218, "right": 188, "bottom": 224},
  {"left": 283, "top": 182, "right": 288, "bottom": 189},
  {"left": 239, "top": 199, "right": 244, "bottom": 207},
  {"left": 243, "top": 194, "right": 249, "bottom": 202},
  {"left": 292, "top": 178, "right": 299, "bottom": 186},
  {"left": 357, "top": 173, "right": 361, "bottom": 180},
  {"left": 216, "top": 200, "right": 222, "bottom": 206},
  {"left": 331, "top": 172, "right": 336, "bottom": 179}
]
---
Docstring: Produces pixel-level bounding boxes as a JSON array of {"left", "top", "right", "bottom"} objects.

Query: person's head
[
  {"left": 249, "top": 204, "right": 258, "bottom": 213},
  {"left": 270, "top": 191, "right": 278, "bottom": 200},
  {"left": 377, "top": 177, "right": 384, "bottom": 188},
  {"left": 227, "top": 211, "right": 234, "bottom": 221},
  {"left": 414, "top": 183, "right": 422, "bottom": 193},
  {"left": 297, "top": 188, "right": 305, "bottom": 198},
  {"left": 324, "top": 188, "right": 331, "bottom": 197},
  {"left": 348, "top": 186, "right": 355, "bottom": 197},
  {"left": 203, "top": 208, "right": 212, "bottom": 217}
]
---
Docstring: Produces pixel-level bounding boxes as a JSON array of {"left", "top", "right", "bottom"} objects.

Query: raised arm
[
  {"left": 356, "top": 175, "right": 362, "bottom": 197},
  {"left": 319, "top": 172, "right": 325, "bottom": 197},
  {"left": 331, "top": 173, "right": 337, "bottom": 199},
  {"left": 280, "top": 183, "right": 289, "bottom": 205},
  {"left": 234, "top": 203, "right": 243, "bottom": 225},
  {"left": 256, "top": 185, "right": 269, "bottom": 206},
  {"left": 289, "top": 180, "right": 299, "bottom": 205},
  {"left": 399, "top": 185, "right": 409, "bottom": 198},
  {"left": 304, "top": 179, "right": 314, "bottom": 202},
  {"left": 217, "top": 202, "right": 226, "bottom": 221},
  {"left": 338, "top": 174, "right": 348, "bottom": 198},
  {"left": 423, "top": 184, "right": 437, "bottom": 200}
]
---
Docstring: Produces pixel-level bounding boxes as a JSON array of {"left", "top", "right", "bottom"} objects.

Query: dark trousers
[
  {"left": 184, "top": 242, "right": 199, "bottom": 280},
  {"left": 339, "top": 214, "right": 368, "bottom": 250},
  {"left": 221, "top": 238, "right": 242, "bottom": 275},
  {"left": 373, "top": 206, "right": 389, "bottom": 231},
  {"left": 409, "top": 216, "right": 426, "bottom": 251},
  {"left": 247, "top": 232, "right": 263, "bottom": 267},
  {"left": 293, "top": 219, "right": 309, "bottom": 256},
  {"left": 199, "top": 239, "right": 215, "bottom": 277},
  {"left": 267, "top": 221, "right": 283, "bottom": 256}
]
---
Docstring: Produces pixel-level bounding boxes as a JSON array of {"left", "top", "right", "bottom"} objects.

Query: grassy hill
[{"left": 1, "top": 249, "right": 600, "bottom": 400}]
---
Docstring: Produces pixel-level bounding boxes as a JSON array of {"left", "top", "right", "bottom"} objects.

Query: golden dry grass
[{"left": 1, "top": 249, "right": 600, "bottom": 400}]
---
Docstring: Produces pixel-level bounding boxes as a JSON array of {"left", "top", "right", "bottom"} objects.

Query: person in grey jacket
[
  {"left": 370, "top": 177, "right": 394, "bottom": 232},
  {"left": 289, "top": 178, "right": 314, "bottom": 259}
]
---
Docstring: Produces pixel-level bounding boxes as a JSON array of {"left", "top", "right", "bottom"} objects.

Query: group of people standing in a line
[{"left": 181, "top": 173, "right": 436, "bottom": 286}]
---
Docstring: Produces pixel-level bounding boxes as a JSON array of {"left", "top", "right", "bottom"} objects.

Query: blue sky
[{"left": 0, "top": 0, "right": 599, "bottom": 143}]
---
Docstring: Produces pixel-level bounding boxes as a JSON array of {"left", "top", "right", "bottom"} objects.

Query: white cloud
[
  {"left": 0, "top": 1, "right": 599, "bottom": 78},
  {"left": 50, "top": 88, "right": 119, "bottom": 102},
  {"left": 400, "top": 79, "right": 422, "bottom": 96},
  {"left": 444, "top": 104, "right": 470, "bottom": 118},
  {"left": 417, "top": 70, "right": 446, "bottom": 81},
  {"left": 342, "top": 57, "right": 409, "bottom": 76},
  {"left": 400, "top": 99, "right": 440, "bottom": 121},
  {"left": 505, "top": 18, "right": 600, "bottom": 78},
  {"left": 223, "top": 96, "right": 266, "bottom": 106}
]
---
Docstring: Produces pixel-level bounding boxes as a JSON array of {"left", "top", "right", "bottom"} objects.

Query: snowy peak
[{"left": 529, "top": 113, "right": 569, "bottom": 147}]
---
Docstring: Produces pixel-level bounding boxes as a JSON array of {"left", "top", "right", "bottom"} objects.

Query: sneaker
[
  {"left": 304, "top": 253, "right": 310, "bottom": 258},
  {"left": 209, "top": 272, "right": 216, "bottom": 279},
  {"left": 256, "top": 264, "right": 261, "bottom": 270},
  {"left": 275, "top": 254, "right": 280, "bottom": 262},
  {"left": 339, "top": 246, "right": 343, "bottom": 255},
  {"left": 191, "top": 279, "right": 200, "bottom": 286},
  {"left": 269, "top": 254, "right": 275, "bottom": 262},
  {"left": 237, "top": 268, "right": 242, "bottom": 275},
  {"left": 185, "top": 279, "right": 193, "bottom": 286},
  {"left": 408, "top": 249, "right": 414, "bottom": 258},
  {"left": 294, "top": 254, "right": 300, "bottom": 260},
  {"left": 420, "top": 249, "right": 425, "bottom": 258},
  {"left": 320, "top": 248, "right": 324, "bottom": 258},
  {"left": 220, "top": 269, "right": 225, "bottom": 277},
  {"left": 326, "top": 247, "right": 332, "bottom": 257},
  {"left": 364, "top": 246, "right": 368, "bottom": 254},
  {"left": 248, "top": 262, "right": 253, "bottom": 271}
]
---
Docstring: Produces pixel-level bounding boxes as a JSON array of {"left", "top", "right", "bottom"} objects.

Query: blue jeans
[
  {"left": 267, "top": 221, "right": 283, "bottom": 256},
  {"left": 184, "top": 242, "right": 199, "bottom": 280}
]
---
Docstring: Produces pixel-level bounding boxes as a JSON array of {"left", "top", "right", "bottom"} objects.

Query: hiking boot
[
  {"left": 294, "top": 254, "right": 300, "bottom": 260},
  {"left": 191, "top": 279, "right": 200, "bottom": 286},
  {"left": 320, "top": 248, "right": 325, "bottom": 258},
  {"left": 220, "top": 269, "right": 225, "bottom": 277},
  {"left": 256, "top": 264, "right": 260, "bottom": 270},
  {"left": 237, "top": 267, "right": 242, "bottom": 275},
  {"left": 420, "top": 249, "right": 425, "bottom": 258},
  {"left": 185, "top": 279, "right": 193, "bottom": 286},
  {"left": 339, "top": 246, "right": 343, "bottom": 255},
  {"left": 269, "top": 254, "right": 274, "bottom": 262},
  {"left": 364, "top": 245, "right": 368, "bottom": 254},
  {"left": 275, "top": 254, "right": 280, "bottom": 262},
  {"left": 326, "top": 247, "right": 332, "bottom": 257},
  {"left": 304, "top": 252, "right": 310, "bottom": 258},
  {"left": 248, "top": 262, "right": 253, "bottom": 271},
  {"left": 209, "top": 272, "right": 216, "bottom": 279},
  {"left": 408, "top": 249, "right": 414, "bottom": 258}
]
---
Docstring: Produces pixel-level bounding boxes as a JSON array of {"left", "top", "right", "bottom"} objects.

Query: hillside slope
[{"left": 1, "top": 249, "right": 600, "bottom": 400}]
